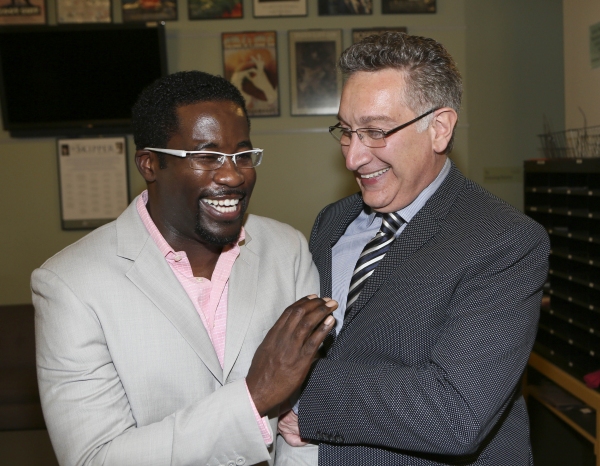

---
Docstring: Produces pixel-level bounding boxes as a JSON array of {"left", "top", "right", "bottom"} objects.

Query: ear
[
  {"left": 135, "top": 149, "right": 158, "bottom": 183},
  {"left": 429, "top": 108, "right": 458, "bottom": 154}
]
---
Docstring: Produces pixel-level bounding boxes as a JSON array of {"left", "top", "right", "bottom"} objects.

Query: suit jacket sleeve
[{"left": 298, "top": 219, "right": 549, "bottom": 456}]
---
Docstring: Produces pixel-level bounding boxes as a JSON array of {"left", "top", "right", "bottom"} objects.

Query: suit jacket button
[
  {"left": 334, "top": 434, "right": 344, "bottom": 443},
  {"left": 236, "top": 458, "right": 246, "bottom": 465}
]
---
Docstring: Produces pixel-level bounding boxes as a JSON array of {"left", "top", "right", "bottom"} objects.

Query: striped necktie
[{"left": 346, "top": 212, "right": 403, "bottom": 313}]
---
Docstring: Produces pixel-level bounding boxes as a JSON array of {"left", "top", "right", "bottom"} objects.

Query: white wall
[
  {"left": 464, "top": 0, "right": 564, "bottom": 208},
  {"left": 564, "top": 0, "right": 600, "bottom": 128}
]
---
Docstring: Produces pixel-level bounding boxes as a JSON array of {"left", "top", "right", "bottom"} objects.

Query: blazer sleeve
[
  {"left": 33, "top": 267, "right": 272, "bottom": 466},
  {"left": 298, "top": 220, "right": 549, "bottom": 456}
]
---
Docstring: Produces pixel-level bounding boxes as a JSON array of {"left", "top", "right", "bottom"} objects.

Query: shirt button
[
  {"left": 196, "top": 277, "right": 203, "bottom": 282},
  {"left": 174, "top": 255, "right": 182, "bottom": 262}
]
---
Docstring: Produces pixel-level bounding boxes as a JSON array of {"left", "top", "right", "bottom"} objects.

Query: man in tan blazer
[{"left": 32, "top": 71, "right": 336, "bottom": 466}]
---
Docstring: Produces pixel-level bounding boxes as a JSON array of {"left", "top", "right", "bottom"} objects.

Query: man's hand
[
  {"left": 278, "top": 409, "right": 307, "bottom": 446},
  {"left": 246, "top": 295, "right": 337, "bottom": 416}
]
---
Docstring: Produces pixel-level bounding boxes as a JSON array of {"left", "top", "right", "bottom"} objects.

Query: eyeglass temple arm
[
  {"left": 382, "top": 107, "right": 439, "bottom": 137},
  {"left": 144, "top": 148, "right": 186, "bottom": 158}
]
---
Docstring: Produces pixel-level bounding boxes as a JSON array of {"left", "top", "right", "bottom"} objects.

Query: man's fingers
[
  {"left": 303, "top": 314, "right": 336, "bottom": 354},
  {"left": 286, "top": 299, "right": 337, "bottom": 341}
]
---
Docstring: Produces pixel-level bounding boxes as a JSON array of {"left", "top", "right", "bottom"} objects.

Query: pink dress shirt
[{"left": 137, "top": 191, "right": 272, "bottom": 444}]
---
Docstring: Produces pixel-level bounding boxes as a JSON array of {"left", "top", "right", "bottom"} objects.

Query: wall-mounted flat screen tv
[{"left": 0, "top": 22, "right": 168, "bottom": 137}]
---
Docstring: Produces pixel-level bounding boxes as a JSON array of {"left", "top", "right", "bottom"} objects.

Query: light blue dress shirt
[{"left": 330, "top": 158, "right": 451, "bottom": 334}]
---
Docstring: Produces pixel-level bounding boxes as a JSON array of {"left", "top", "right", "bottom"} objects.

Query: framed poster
[
  {"left": 0, "top": 0, "right": 46, "bottom": 25},
  {"left": 289, "top": 29, "right": 342, "bottom": 116},
  {"left": 189, "top": 0, "right": 241, "bottom": 19},
  {"left": 352, "top": 26, "right": 407, "bottom": 43},
  {"left": 253, "top": 0, "right": 305, "bottom": 18},
  {"left": 319, "top": 0, "right": 370, "bottom": 15},
  {"left": 382, "top": 0, "right": 435, "bottom": 14},
  {"left": 223, "top": 31, "right": 279, "bottom": 117},
  {"left": 122, "top": 0, "right": 177, "bottom": 22},
  {"left": 57, "top": 137, "right": 129, "bottom": 230},
  {"left": 57, "top": 0, "right": 111, "bottom": 23}
]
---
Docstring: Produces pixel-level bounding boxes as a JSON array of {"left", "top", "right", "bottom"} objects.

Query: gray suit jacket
[
  {"left": 32, "top": 197, "right": 319, "bottom": 466},
  {"left": 297, "top": 162, "right": 549, "bottom": 465}
]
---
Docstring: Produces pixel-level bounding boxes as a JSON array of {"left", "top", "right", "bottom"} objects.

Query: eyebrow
[
  {"left": 358, "top": 115, "right": 396, "bottom": 126},
  {"left": 191, "top": 139, "right": 252, "bottom": 151},
  {"left": 337, "top": 114, "right": 396, "bottom": 126}
]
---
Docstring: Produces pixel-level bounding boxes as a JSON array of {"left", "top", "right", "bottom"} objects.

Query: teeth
[
  {"left": 361, "top": 168, "right": 390, "bottom": 179},
  {"left": 203, "top": 198, "right": 240, "bottom": 213}
]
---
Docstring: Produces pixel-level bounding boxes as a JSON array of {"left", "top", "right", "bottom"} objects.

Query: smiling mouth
[
  {"left": 202, "top": 198, "right": 241, "bottom": 213},
  {"left": 360, "top": 167, "right": 390, "bottom": 179}
]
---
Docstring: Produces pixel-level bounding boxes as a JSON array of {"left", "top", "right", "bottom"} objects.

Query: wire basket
[{"left": 538, "top": 125, "right": 600, "bottom": 159}]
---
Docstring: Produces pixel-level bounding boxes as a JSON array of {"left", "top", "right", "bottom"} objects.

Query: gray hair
[{"left": 339, "top": 32, "right": 462, "bottom": 152}]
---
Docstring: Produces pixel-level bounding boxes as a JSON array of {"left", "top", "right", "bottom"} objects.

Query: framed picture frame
[
  {"left": 352, "top": 26, "right": 407, "bottom": 43},
  {"left": 0, "top": 0, "right": 46, "bottom": 25},
  {"left": 188, "top": 0, "right": 242, "bottom": 19},
  {"left": 56, "top": 0, "right": 111, "bottom": 23},
  {"left": 222, "top": 31, "right": 279, "bottom": 117},
  {"left": 318, "top": 0, "right": 371, "bottom": 15},
  {"left": 122, "top": 0, "right": 177, "bottom": 23},
  {"left": 382, "top": 0, "right": 435, "bottom": 14},
  {"left": 289, "top": 29, "right": 342, "bottom": 116},
  {"left": 57, "top": 137, "right": 130, "bottom": 230},
  {"left": 253, "top": 0, "right": 305, "bottom": 18}
]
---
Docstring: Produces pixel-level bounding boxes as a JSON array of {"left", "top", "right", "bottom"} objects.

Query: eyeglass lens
[
  {"left": 188, "top": 150, "right": 262, "bottom": 170},
  {"left": 331, "top": 128, "right": 386, "bottom": 148}
]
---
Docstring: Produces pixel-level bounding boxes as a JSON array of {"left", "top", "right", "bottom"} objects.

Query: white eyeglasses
[{"left": 145, "top": 148, "right": 263, "bottom": 171}]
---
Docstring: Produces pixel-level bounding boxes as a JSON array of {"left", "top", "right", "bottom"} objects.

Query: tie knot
[{"left": 379, "top": 212, "right": 403, "bottom": 237}]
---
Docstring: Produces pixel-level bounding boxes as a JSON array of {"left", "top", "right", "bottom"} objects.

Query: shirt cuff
[{"left": 245, "top": 379, "right": 273, "bottom": 445}]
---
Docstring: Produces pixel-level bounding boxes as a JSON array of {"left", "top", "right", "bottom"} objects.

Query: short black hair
[{"left": 131, "top": 70, "right": 250, "bottom": 151}]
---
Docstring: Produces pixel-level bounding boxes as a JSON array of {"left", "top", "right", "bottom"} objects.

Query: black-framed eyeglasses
[
  {"left": 328, "top": 108, "right": 439, "bottom": 148},
  {"left": 144, "top": 148, "right": 263, "bottom": 171}
]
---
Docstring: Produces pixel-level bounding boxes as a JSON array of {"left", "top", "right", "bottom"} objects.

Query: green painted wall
[{"left": 0, "top": 0, "right": 564, "bottom": 305}]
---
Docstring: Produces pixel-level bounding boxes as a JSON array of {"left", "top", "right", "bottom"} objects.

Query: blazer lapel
[
  {"left": 330, "top": 197, "right": 365, "bottom": 248},
  {"left": 341, "top": 163, "right": 466, "bottom": 328},
  {"left": 312, "top": 195, "right": 364, "bottom": 298},
  {"left": 222, "top": 232, "right": 259, "bottom": 381},
  {"left": 117, "top": 200, "right": 223, "bottom": 384}
]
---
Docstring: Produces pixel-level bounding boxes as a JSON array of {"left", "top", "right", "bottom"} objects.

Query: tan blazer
[{"left": 32, "top": 198, "right": 319, "bottom": 466}]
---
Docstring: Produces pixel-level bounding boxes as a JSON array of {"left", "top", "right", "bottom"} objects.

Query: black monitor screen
[{"left": 0, "top": 22, "right": 167, "bottom": 137}]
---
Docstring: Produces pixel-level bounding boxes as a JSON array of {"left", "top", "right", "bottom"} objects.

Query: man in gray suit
[
  {"left": 33, "top": 71, "right": 336, "bottom": 466},
  {"left": 278, "top": 32, "right": 549, "bottom": 465}
]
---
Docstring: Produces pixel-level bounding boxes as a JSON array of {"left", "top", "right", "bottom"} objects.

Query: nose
[
  {"left": 343, "top": 133, "right": 371, "bottom": 172},
  {"left": 213, "top": 156, "right": 245, "bottom": 187}
]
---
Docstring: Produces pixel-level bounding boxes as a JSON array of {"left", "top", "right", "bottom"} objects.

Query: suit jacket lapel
[
  {"left": 117, "top": 200, "right": 223, "bottom": 384},
  {"left": 311, "top": 195, "right": 364, "bottom": 298},
  {"left": 223, "top": 231, "right": 259, "bottom": 381},
  {"left": 341, "top": 163, "right": 466, "bottom": 328}
]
